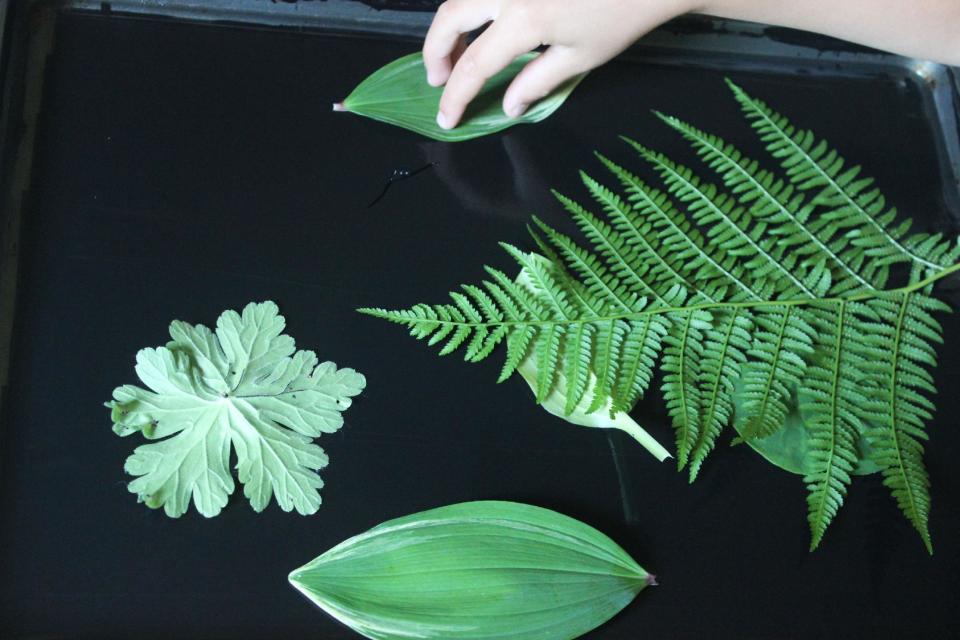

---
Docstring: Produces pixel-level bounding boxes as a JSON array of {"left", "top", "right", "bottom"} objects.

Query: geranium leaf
[{"left": 107, "top": 301, "right": 366, "bottom": 518}]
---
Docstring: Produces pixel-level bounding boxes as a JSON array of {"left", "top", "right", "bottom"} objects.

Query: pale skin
[{"left": 423, "top": 0, "right": 960, "bottom": 129}]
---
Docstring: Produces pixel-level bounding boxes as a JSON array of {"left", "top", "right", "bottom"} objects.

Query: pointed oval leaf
[
  {"left": 339, "top": 52, "right": 586, "bottom": 142},
  {"left": 289, "top": 501, "right": 654, "bottom": 640}
]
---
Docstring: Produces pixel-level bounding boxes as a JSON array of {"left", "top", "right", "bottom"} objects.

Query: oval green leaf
[
  {"left": 731, "top": 378, "right": 879, "bottom": 476},
  {"left": 339, "top": 52, "right": 586, "bottom": 142},
  {"left": 289, "top": 500, "right": 653, "bottom": 640}
]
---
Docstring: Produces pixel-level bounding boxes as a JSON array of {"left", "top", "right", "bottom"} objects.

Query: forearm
[{"left": 697, "top": 0, "right": 960, "bottom": 65}]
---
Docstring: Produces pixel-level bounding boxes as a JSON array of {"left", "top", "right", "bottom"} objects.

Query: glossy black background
[{"left": 1, "top": 10, "right": 959, "bottom": 639}]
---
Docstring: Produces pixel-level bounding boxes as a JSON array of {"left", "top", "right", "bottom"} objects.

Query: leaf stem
[{"left": 610, "top": 411, "right": 672, "bottom": 462}]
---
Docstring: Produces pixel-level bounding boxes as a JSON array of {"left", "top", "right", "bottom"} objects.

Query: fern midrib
[
  {"left": 886, "top": 292, "right": 925, "bottom": 532},
  {"left": 565, "top": 321, "right": 590, "bottom": 412},
  {"left": 615, "top": 315, "right": 654, "bottom": 411},
  {"left": 686, "top": 128, "right": 875, "bottom": 292},
  {"left": 366, "top": 260, "right": 960, "bottom": 329},
  {"left": 590, "top": 318, "right": 619, "bottom": 411},
  {"left": 535, "top": 324, "right": 561, "bottom": 399},
  {"left": 742, "top": 94, "right": 943, "bottom": 272},
  {"left": 648, "top": 152, "right": 816, "bottom": 298},
  {"left": 675, "top": 312, "right": 697, "bottom": 462}
]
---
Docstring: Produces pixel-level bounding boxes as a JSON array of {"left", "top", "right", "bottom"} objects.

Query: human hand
[
  {"left": 423, "top": 0, "right": 698, "bottom": 130},
  {"left": 423, "top": 0, "right": 960, "bottom": 132}
]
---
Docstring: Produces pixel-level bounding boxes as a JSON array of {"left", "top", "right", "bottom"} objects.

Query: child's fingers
[
  {"left": 502, "top": 45, "right": 582, "bottom": 118},
  {"left": 437, "top": 20, "right": 538, "bottom": 129},
  {"left": 449, "top": 34, "right": 469, "bottom": 69},
  {"left": 423, "top": 0, "right": 500, "bottom": 87},
  {"left": 432, "top": 33, "right": 470, "bottom": 84}
]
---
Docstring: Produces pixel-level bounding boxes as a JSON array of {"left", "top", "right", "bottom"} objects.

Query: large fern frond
[{"left": 360, "top": 81, "right": 959, "bottom": 552}]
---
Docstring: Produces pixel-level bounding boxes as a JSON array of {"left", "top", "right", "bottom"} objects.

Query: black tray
[{"left": 1, "top": 2, "right": 959, "bottom": 638}]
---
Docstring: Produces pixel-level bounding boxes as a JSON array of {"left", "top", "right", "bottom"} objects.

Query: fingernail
[
  {"left": 426, "top": 70, "right": 441, "bottom": 87},
  {"left": 505, "top": 101, "right": 528, "bottom": 118},
  {"left": 437, "top": 110, "right": 452, "bottom": 129}
]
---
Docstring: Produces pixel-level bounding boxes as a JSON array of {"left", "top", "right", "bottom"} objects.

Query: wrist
[
  {"left": 675, "top": 0, "right": 713, "bottom": 14},
  {"left": 684, "top": 0, "right": 748, "bottom": 17}
]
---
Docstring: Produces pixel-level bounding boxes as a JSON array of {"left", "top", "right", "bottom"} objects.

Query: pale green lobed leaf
[
  {"left": 108, "top": 301, "right": 366, "bottom": 518},
  {"left": 167, "top": 320, "right": 231, "bottom": 394},
  {"left": 125, "top": 409, "right": 234, "bottom": 518},
  {"left": 215, "top": 300, "right": 297, "bottom": 396}
]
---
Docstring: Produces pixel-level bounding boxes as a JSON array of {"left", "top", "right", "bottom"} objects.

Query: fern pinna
[{"left": 360, "top": 80, "right": 960, "bottom": 552}]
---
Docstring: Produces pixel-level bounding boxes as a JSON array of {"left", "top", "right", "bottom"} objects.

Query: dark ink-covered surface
[{"left": 1, "top": 9, "right": 960, "bottom": 639}]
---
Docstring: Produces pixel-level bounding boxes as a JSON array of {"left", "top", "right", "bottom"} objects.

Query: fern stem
[
  {"left": 888, "top": 293, "right": 915, "bottom": 514},
  {"left": 362, "top": 260, "right": 960, "bottom": 331},
  {"left": 897, "top": 260, "right": 960, "bottom": 292},
  {"left": 674, "top": 312, "right": 698, "bottom": 467},
  {"left": 613, "top": 316, "right": 655, "bottom": 414},
  {"left": 689, "top": 309, "right": 741, "bottom": 479}
]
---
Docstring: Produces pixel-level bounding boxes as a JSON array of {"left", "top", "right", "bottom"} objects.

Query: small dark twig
[{"left": 367, "top": 162, "right": 437, "bottom": 208}]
